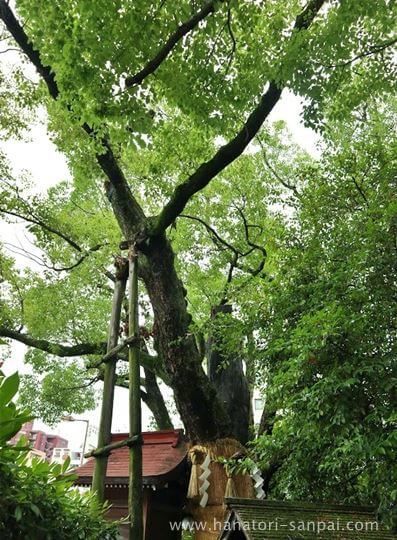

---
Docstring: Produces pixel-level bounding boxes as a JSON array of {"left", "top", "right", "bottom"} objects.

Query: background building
[
  {"left": 10, "top": 421, "right": 68, "bottom": 461},
  {"left": 51, "top": 447, "right": 83, "bottom": 467}
]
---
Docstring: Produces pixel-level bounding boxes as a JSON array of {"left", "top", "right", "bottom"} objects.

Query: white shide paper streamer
[
  {"left": 199, "top": 453, "right": 211, "bottom": 507},
  {"left": 250, "top": 465, "right": 265, "bottom": 500}
]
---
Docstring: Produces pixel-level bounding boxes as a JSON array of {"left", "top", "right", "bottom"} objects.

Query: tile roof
[
  {"left": 219, "top": 498, "right": 396, "bottom": 539},
  {"left": 74, "top": 429, "right": 187, "bottom": 487}
]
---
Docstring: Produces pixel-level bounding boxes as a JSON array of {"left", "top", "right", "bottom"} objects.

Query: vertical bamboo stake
[
  {"left": 128, "top": 246, "right": 143, "bottom": 540},
  {"left": 92, "top": 266, "right": 127, "bottom": 502}
]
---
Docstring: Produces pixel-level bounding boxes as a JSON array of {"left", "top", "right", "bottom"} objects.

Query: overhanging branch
[{"left": 151, "top": 82, "right": 282, "bottom": 236}]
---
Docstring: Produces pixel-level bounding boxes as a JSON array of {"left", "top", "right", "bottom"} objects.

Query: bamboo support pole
[
  {"left": 85, "top": 434, "right": 142, "bottom": 458},
  {"left": 92, "top": 272, "right": 127, "bottom": 502},
  {"left": 128, "top": 247, "right": 143, "bottom": 540}
]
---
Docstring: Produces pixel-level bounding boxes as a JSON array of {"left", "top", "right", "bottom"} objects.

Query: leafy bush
[{"left": 0, "top": 372, "right": 120, "bottom": 540}]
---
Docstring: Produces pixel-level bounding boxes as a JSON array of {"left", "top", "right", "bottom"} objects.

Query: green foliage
[
  {"left": 0, "top": 51, "right": 39, "bottom": 137},
  {"left": 18, "top": 360, "right": 97, "bottom": 426},
  {"left": 0, "top": 453, "right": 119, "bottom": 540},
  {"left": 282, "top": 1, "right": 396, "bottom": 129},
  {"left": 247, "top": 103, "right": 397, "bottom": 522},
  {"left": 0, "top": 373, "right": 119, "bottom": 539}
]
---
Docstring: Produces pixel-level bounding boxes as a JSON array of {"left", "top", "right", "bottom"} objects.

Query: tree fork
[{"left": 92, "top": 259, "right": 128, "bottom": 501}]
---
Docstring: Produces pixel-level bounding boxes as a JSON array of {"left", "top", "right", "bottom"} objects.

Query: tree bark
[
  {"left": 207, "top": 304, "right": 251, "bottom": 444},
  {"left": 258, "top": 407, "right": 276, "bottom": 437}
]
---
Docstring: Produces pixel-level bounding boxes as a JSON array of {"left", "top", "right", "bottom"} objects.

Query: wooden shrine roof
[
  {"left": 74, "top": 429, "right": 187, "bottom": 487},
  {"left": 219, "top": 498, "right": 396, "bottom": 539}
]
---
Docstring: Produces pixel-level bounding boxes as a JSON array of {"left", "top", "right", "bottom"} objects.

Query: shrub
[{"left": 0, "top": 372, "right": 120, "bottom": 540}]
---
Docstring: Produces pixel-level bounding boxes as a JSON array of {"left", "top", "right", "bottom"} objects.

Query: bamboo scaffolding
[
  {"left": 92, "top": 269, "right": 127, "bottom": 502},
  {"left": 89, "top": 335, "right": 138, "bottom": 369}
]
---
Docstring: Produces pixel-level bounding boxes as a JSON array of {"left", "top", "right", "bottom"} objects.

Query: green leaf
[
  {"left": 61, "top": 455, "right": 71, "bottom": 473},
  {"left": 0, "top": 372, "right": 20, "bottom": 407},
  {"left": 30, "top": 503, "right": 41, "bottom": 517},
  {"left": 14, "top": 506, "right": 22, "bottom": 522}
]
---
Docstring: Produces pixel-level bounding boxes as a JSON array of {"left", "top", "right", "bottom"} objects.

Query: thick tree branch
[
  {"left": 150, "top": 82, "right": 282, "bottom": 236},
  {"left": 0, "top": 325, "right": 166, "bottom": 379},
  {"left": 293, "top": 0, "right": 325, "bottom": 30},
  {"left": 124, "top": 0, "right": 223, "bottom": 88},
  {"left": 0, "top": 326, "right": 105, "bottom": 357},
  {"left": 142, "top": 367, "right": 173, "bottom": 429},
  {"left": 0, "top": 0, "right": 58, "bottom": 99},
  {"left": 150, "top": 0, "right": 325, "bottom": 236}
]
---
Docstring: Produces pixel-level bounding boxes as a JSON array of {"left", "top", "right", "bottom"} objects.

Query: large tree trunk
[
  {"left": 207, "top": 304, "right": 251, "bottom": 444},
  {"left": 141, "top": 235, "right": 232, "bottom": 442},
  {"left": 107, "top": 181, "right": 232, "bottom": 441}
]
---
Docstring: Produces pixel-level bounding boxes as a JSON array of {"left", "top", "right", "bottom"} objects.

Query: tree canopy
[
  {"left": 0, "top": 0, "right": 396, "bottom": 519},
  {"left": 245, "top": 102, "right": 397, "bottom": 522}
]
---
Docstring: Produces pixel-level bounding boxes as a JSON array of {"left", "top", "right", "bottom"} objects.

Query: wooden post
[
  {"left": 92, "top": 264, "right": 127, "bottom": 501},
  {"left": 128, "top": 246, "right": 143, "bottom": 540}
]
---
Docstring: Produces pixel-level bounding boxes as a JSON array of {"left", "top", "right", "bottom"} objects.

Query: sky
[{"left": 0, "top": 44, "right": 321, "bottom": 451}]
